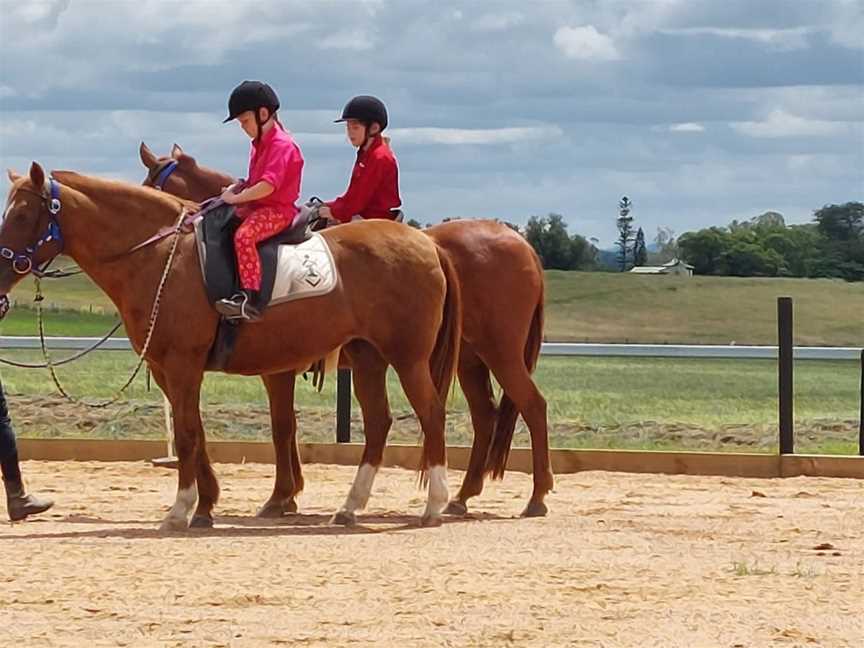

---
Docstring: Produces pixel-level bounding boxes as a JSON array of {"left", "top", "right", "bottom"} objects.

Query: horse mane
[
  {"left": 53, "top": 170, "right": 193, "bottom": 213},
  {"left": 192, "top": 161, "right": 234, "bottom": 186}
]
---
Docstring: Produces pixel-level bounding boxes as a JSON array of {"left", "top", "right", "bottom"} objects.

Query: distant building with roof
[{"left": 629, "top": 259, "right": 694, "bottom": 277}]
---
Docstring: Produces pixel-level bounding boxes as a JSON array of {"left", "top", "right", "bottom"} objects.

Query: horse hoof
[
  {"left": 257, "top": 499, "right": 296, "bottom": 518},
  {"left": 420, "top": 514, "right": 443, "bottom": 528},
  {"left": 521, "top": 501, "right": 548, "bottom": 518},
  {"left": 330, "top": 510, "right": 356, "bottom": 526},
  {"left": 159, "top": 516, "right": 189, "bottom": 532},
  {"left": 189, "top": 514, "right": 214, "bottom": 528},
  {"left": 443, "top": 500, "right": 468, "bottom": 516}
]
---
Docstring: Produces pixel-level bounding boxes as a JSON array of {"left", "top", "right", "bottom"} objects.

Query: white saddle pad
[{"left": 270, "top": 233, "right": 339, "bottom": 304}]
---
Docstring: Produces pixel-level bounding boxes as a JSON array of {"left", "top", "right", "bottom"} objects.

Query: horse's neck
[
  {"left": 56, "top": 173, "right": 185, "bottom": 307},
  {"left": 195, "top": 165, "right": 235, "bottom": 198}
]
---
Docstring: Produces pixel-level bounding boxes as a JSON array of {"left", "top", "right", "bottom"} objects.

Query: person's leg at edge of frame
[{"left": 0, "top": 378, "right": 54, "bottom": 522}]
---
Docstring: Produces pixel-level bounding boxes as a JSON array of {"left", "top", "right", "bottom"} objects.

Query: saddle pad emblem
[{"left": 301, "top": 254, "right": 323, "bottom": 287}]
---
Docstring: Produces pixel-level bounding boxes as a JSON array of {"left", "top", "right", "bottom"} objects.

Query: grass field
[
  {"left": 1, "top": 350, "right": 859, "bottom": 454},
  {"left": 6, "top": 267, "right": 863, "bottom": 345},
  {"left": 543, "top": 271, "right": 864, "bottom": 345},
  {"left": 1, "top": 267, "right": 860, "bottom": 454},
  {"left": 0, "top": 305, "right": 122, "bottom": 337}
]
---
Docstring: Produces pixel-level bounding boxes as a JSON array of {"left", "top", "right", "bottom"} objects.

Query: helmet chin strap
[
  {"left": 254, "top": 109, "right": 274, "bottom": 144},
  {"left": 362, "top": 124, "right": 380, "bottom": 150}
]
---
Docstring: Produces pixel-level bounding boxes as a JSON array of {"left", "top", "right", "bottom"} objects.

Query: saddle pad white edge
[{"left": 269, "top": 232, "right": 340, "bottom": 305}]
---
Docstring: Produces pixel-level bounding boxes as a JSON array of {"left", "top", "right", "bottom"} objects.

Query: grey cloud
[{"left": 1, "top": 0, "right": 861, "bottom": 246}]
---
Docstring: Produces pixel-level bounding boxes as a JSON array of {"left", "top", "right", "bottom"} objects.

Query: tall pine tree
[{"left": 615, "top": 196, "right": 635, "bottom": 271}]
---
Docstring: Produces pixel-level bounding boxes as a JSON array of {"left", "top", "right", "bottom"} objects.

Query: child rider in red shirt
[{"left": 319, "top": 95, "right": 401, "bottom": 225}]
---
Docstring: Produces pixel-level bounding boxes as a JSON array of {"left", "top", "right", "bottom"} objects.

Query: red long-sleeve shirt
[
  {"left": 237, "top": 123, "right": 304, "bottom": 221},
  {"left": 327, "top": 135, "right": 401, "bottom": 223}
]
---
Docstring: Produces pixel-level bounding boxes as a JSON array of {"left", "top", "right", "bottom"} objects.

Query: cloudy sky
[{"left": 1, "top": 0, "right": 862, "bottom": 245}]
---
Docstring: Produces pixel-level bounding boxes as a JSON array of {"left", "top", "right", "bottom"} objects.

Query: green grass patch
[
  {"left": 0, "top": 305, "right": 123, "bottom": 337},
  {"left": 7, "top": 268, "right": 863, "bottom": 346},
  {"left": 730, "top": 561, "right": 778, "bottom": 577},
  {"left": 1, "top": 267, "right": 859, "bottom": 452},
  {"left": 1, "top": 350, "right": 859, "bottom": 454},
  {"left": 544, "top": 271, "right": 864, "bottom": 345}
]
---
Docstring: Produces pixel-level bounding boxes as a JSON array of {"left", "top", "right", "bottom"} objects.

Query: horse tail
[
  {"left": 485, "top": 251, "right": 545, "bottom": 480},
  {"left": 429, "top": 246, "right": 462, "bottom": 404}
]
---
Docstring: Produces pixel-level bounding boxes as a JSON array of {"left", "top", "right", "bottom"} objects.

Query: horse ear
[
  {"left": 7, "top": 168, "right": 22, "bottom": 183},
  {"left": 139, "top": 142, "right": 157, "bottom": 168},
  {"left": 171, "top": 143, "right": 196, "bottom": 168},
  {"left": 29, "top": 162, "right": 45, "bottom": 189}
]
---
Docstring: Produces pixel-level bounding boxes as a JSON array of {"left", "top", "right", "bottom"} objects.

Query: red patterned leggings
[{"left": 234, "top": 206, "right": 295, "bottom": 291}]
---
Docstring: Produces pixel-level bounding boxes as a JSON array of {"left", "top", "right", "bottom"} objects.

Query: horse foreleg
[
  {"left": 257, "top": 371, "right": 301, "bottom": 518},
  {"left": 152, "top": 367, "right": 208, "bottom": 531}
]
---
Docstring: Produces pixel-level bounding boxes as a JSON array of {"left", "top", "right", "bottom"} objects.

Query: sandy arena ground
[{"left": 2, "top": 461, "right": 862, "bottom": 647}]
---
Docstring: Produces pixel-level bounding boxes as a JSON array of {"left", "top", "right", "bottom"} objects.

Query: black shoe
[
  {"left": 214, "top": 291, "right": 261, "bottom": 321},
  {"left": 4, "top": 478, "right": 54, "bottom": 522}
]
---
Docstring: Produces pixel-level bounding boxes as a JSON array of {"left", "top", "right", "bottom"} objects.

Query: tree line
[
  {"left": 406, "top": 201, "right": 864, "bottom": 280},
  {"left": 677, "top": 203, "right": 863, "bottom": 280}
]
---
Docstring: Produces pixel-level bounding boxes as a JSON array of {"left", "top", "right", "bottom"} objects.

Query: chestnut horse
[
  {"left": 1, "top": 163, "right": 461, "bottom": 529},
  {"left": 140, "top": 143, "right": 553, "bottom": 517}
]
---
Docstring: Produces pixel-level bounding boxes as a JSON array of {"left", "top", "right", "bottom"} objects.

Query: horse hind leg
[
  {"left": 444, "top": 345, "right": 497, "bottom": 516},
  {"left": 488, "top": 359, "right": 552, "bottom": 517},
  {"left": 332, "top": 342, "right": 392, "bottom": 526}
]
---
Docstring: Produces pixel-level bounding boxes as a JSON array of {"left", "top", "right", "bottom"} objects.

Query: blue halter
[
  {"left": 1, "top": 177, "right": 65, "bottom": 276},
  {"left": 152, "top": 159, "right": 179, "bottom": 191}
]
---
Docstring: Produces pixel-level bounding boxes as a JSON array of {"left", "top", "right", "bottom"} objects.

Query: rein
[{"left": 123, "top": 197, "right": 222, "bottom": 256}]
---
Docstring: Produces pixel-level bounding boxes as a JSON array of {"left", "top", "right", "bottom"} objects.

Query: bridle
[
  {"left": 1, "top": 178, "right": 64, "bottom": 277},
  {"left": 144, "top": 158, "right": 179, "bottom": 191}
]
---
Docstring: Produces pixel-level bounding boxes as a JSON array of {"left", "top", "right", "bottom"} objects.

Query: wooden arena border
[{"left": 18, "top": 439, "right": 864, "bottom": 479}]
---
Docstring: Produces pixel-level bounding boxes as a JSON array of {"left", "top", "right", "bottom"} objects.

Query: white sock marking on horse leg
[
  {"left": 337, "top": 463, "right": 378, "bottom": 515},
  {"left": 422, "top": 465, "right": 449, "bottom": 520},
  {"left": 164, "top": 485, "right": 197, "bottom": 527}
]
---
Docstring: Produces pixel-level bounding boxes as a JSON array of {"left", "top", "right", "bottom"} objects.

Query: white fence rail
[
  {"left": 1, "top": 336, "right": 859, "bottom": 361},
  {"left": 541, "top": 342, "right": 860, "bottom": 361}
]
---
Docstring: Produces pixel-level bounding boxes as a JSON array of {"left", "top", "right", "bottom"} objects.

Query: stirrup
[{"left": 214, "top": 293, "right": 260, "bottom": 321}]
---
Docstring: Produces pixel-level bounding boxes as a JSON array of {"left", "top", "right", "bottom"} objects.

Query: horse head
[
  {"left": 0, "top": 162, "right": 65, "bottom": 293},
  {"left": 139, "top": 141, "right": 212, "bottom": 201}
]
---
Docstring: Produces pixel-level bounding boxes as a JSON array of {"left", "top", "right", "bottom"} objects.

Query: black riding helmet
[
  {"left": 335, "top": 95, "right": 388, "bottom": 130},
  {"left": 223, "top": 81, "right": 280, "bottom": 123}
]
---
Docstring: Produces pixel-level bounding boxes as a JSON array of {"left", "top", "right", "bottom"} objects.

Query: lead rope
[{"left": 35, "top": 208, "right": 189, "bottom": 408}]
